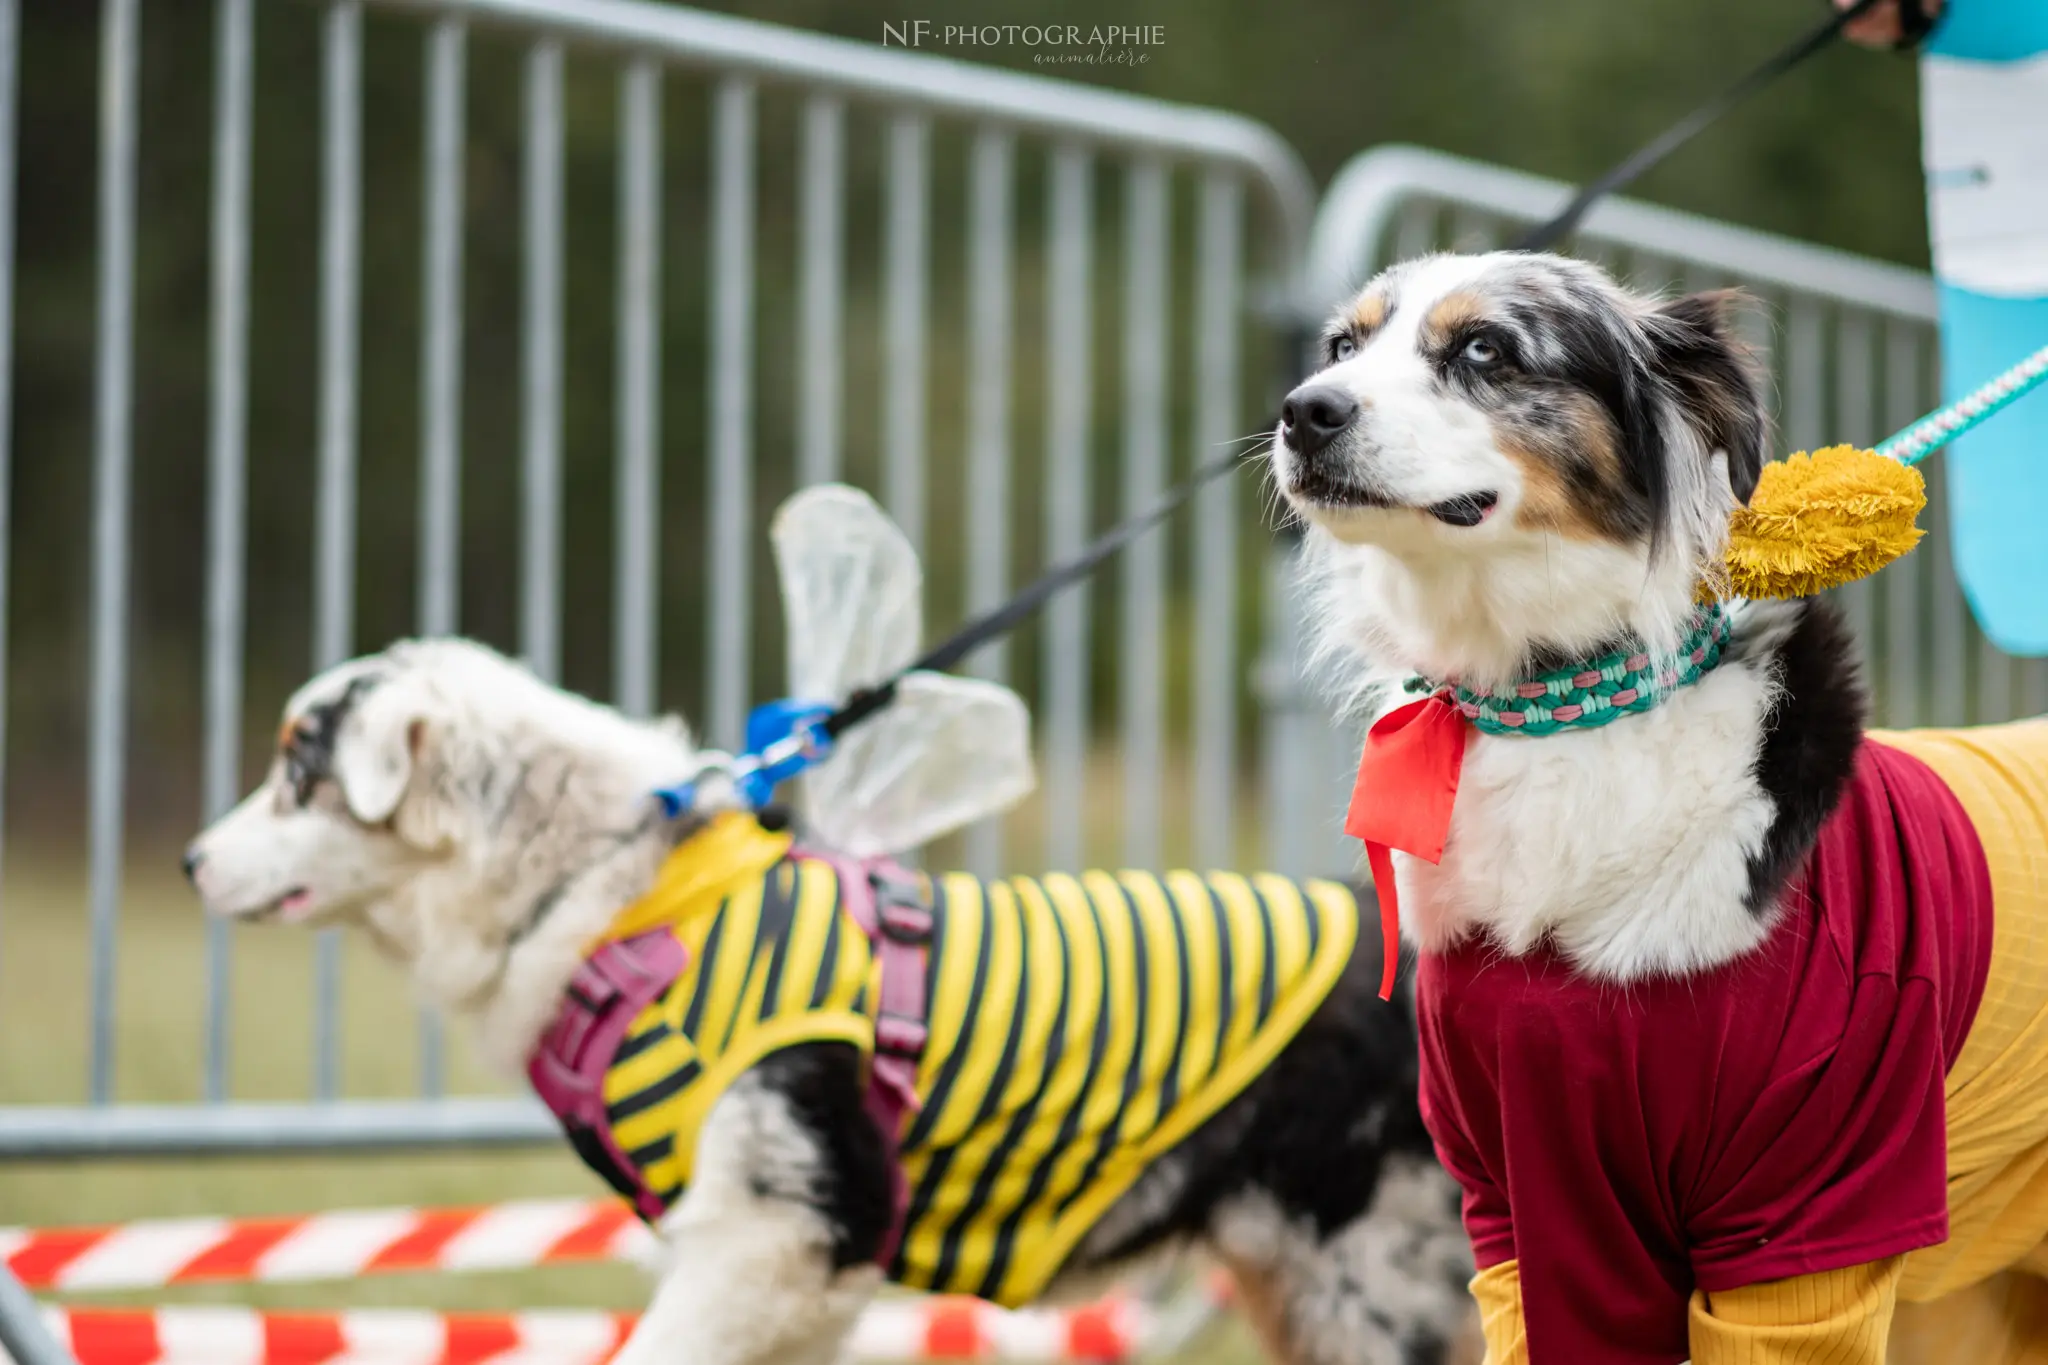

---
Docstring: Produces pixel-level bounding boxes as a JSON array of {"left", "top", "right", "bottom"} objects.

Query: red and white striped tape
[
  {"left": 35, "top": 1306, "right": 634, "bottom": 1365},
  {"left": 23, "top": 1299, "right": 1154, "bottom": 1364},
  {"left": 852, "top": 1297, "right": 1150, "bottom": 1362},
  {"left": 0, "top": 1202, "right": 651, "bottom": 1293},
  {"left": 2, "top": 1204, "right": 1230, "bottom": 1363}
]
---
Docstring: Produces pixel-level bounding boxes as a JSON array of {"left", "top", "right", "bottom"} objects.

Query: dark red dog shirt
[{"left": 1417, "top": 740, "right": 1995, "bottom": 1364}]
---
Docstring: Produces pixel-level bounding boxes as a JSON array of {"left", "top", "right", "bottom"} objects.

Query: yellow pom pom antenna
[{"left": 1719, "top": 445, "right": 1926, "bottom": 601}]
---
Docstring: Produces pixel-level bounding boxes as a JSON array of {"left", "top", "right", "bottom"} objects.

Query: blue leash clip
[{"left": 652, "top": 698, "right": 834, "bottom": 818}]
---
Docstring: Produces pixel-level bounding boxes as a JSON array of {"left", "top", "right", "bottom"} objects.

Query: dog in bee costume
[{"left": 188, "top": 486, "right": 1479, "bottom": 1365}]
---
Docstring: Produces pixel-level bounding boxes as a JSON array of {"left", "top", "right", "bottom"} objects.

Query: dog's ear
[
  {"left": 330, "top": 679, "right": 429, "bottom": 825},
  {"left": 1648, "top": 290, "right": 1769, "bottom": 505}
]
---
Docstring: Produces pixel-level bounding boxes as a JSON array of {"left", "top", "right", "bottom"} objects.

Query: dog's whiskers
[{"left": 1209, "top": 427, "right": 1297, "bottom": 530}]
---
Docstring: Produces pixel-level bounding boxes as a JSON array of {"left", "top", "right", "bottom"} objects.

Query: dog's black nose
[
  {"left": 181, "top": 847, "right": 203, "bottom": 884},
  {"left": 1280, "top": 384, "right": 1358, "bottom": 456}
]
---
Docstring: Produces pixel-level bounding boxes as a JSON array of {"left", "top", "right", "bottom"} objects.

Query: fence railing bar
[
  {"left": 1781, "top": 295, "right": 1824, "bottom": 676},
  {"left": 1571, "top": 234, "right": 1618, "bottom": 274},
  {"left": 0, "top": 0, "right": 19, "bottom": 967},
  {"left": 1735, "top": 289, "right": 1775, "bottom": 387},
  {"left": 415, "top": 13, "right": 466, "bottom": 1098},
  {"left": 614, "top": 58, "right": 661, "bottom": 718},
  {"left": 314, "top": 5, "right": 363, "bottom": 677},
  {"left": 1783, "top": 298, "right": 1823, "bottom": 458},
  {"left": 1925, "top": 455, "right": 1968, "bottom": 727},
  {"left": 1042, "top": 143, "right": 1091, "bottom": 873},
  {"left": 1119, "top": 157, "right": 1168, "bottom": 872},
  {"left": 419, "top": 18, "right": 466, "bottom": 642},
  {"left": 87, "top": 0, "right": 141, "bottom": 1109},
  {"left": 1682, "top": 261, "right": 1721, "bottom": 294},
  {"left": 1831, "top": 308, "right": 1876, "bottom": 656},
  {"left": 1625, "top": 248, "right": 1672, "bottom": 293},
  {"left": 202, "top": 0, "right": 255, "bottom": 1105},
  {"left": 883, "top": 112, "right": 930, "bottom": 557},
  {"left": 1258, "top": 541, "right": 1319, "bottom": 878},
  {"left": 1449, "top": 206, "right": 1496, "bottom": 255},
  {"left": 312, "top": 0, "right": 364, "bottom": 1103},
  {"left": 1390, "top": 200, "right": 1435, "bottom": 266},
  {"left": 0, "top": 1097, "right": 559, "bottom": 1158},
  {"left": 706, "top": 77, "right": 755, "bottom": 749},
  {"left": 797, "top": 95, "right": 844, "bottom": 487},
  {"left": 2024, "top": 656, "right": 2048, "bottom": 720},
  {"left": 520, "top": 38, "right": 564, "bottom": 684},
  {"left": 1193, "top": 171, "right": 1242, "bottom": 864},
  {"left": 1880, "top": 321, "right": 1924, "bottom": 728},
  {"left": 962, "top": 126, "right": 1013, "bottom": 879},
  {"left": 1977, "top": 634, "right": 2012, "bottom": 725},
  {"left": 0, "top": 1262, "right": 73, "bottom": 1365}
]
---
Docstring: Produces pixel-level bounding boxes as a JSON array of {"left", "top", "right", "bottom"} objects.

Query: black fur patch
[
  {"left": 1550, "top": 302, "right": 1672, "bottom": 554},
  {"left": 285, "top": 674, "right": 382, "bottom": 806},
  {"left": 1743, "top": 599, "right": 1868, "bottom": 912},
  {"left": 748, "top": 1043, "right": 896, "bottom": 1270},
  {"left": 1647, "top": 292, "right": 1768, "bottom": 506}
]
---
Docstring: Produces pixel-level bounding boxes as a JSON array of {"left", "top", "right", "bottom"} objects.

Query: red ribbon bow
[{"left": 1344, "top": 693, "right": 1469, "bottom": 999}]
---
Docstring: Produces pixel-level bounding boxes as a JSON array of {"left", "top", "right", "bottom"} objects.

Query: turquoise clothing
[
  {"left": 1932, "top": 288, "right": 2048, "bottom": 657},
  {"left": 1925, "top": 0, "right": 2048, "bottom": 61},
  {"left": 1919, "top": 1, "right": 2048, "bottom": 656}
]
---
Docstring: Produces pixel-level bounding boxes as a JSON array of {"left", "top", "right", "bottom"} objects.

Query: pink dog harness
[{"left": 526, "top": 844, "right": 934, "bottom": 1264}]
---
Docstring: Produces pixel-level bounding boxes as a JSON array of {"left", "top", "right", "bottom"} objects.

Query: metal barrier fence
[
  {"left": 2, "top": 8, "right": 2029, "bottom": 1164},
  {"left": 0, "top": 0, "right": 1309, "bottom": 1155},
  {"left": 1259, "top": 144, "right": 2048, "bottom": 880}
]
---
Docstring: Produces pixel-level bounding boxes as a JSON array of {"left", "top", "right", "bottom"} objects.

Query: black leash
[
  {"left": 810, "top": 2, "right": 1872, "bottom": 752},
  {"left": 818, "top": 446, "right": 1246, "bottom": 741},
  {"left": 1510, "top": 0, "right": 1882, "bottom": 251}
]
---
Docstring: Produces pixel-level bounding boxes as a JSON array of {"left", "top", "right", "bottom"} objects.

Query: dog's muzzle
[{"left": 1275, "top": 380, "right": 1500, "bottom": 528}]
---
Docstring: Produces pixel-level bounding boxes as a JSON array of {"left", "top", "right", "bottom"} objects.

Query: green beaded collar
[{"left": 1405, "top": 603, "right": 1731, "bottom": 737}]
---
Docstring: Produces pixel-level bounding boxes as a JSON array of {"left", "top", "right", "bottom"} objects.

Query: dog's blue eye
[
  {"left": 1331, "top": 335, "right": 1357, "bottom": 363},
  {"left": 1461, "top": 337, "right": 1500, "bottom": 365}
]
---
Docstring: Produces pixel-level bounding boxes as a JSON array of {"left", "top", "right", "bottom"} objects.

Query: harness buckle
[
  {"left": 867, "top": 866, "right": 932, "bottom": 1065},
  {"left": 874, "top": 1010, "right": 931, "bottom": 1059},
  {"left": 564, "top": 958, "right": 625, "bottom": 1014},
  {"left": 872, "top": 871, "right": 933, "bottom": 946}
]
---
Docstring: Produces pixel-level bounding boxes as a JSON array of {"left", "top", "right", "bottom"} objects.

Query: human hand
[{"left": 1834, "top": 0, "right": 1944, "bottom": 49}]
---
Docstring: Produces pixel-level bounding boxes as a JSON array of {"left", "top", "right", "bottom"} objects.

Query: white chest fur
[{"left": 1387, "top": 656, "right": 1782, "bottom": 982}]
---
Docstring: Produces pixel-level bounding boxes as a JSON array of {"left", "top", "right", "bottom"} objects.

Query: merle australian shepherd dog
[{"left": 1274, "top": 249, "right": 2048, "bottom": 1365}]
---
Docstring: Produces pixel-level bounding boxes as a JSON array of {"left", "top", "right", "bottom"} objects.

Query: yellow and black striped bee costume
[{"left": 584, "top": 812, "right": 1360, "bottom": 1309}]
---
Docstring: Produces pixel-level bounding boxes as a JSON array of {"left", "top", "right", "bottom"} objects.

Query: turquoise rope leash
[{"left": 1875, "top": 340, "right": 2048, "bottom": 467}]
